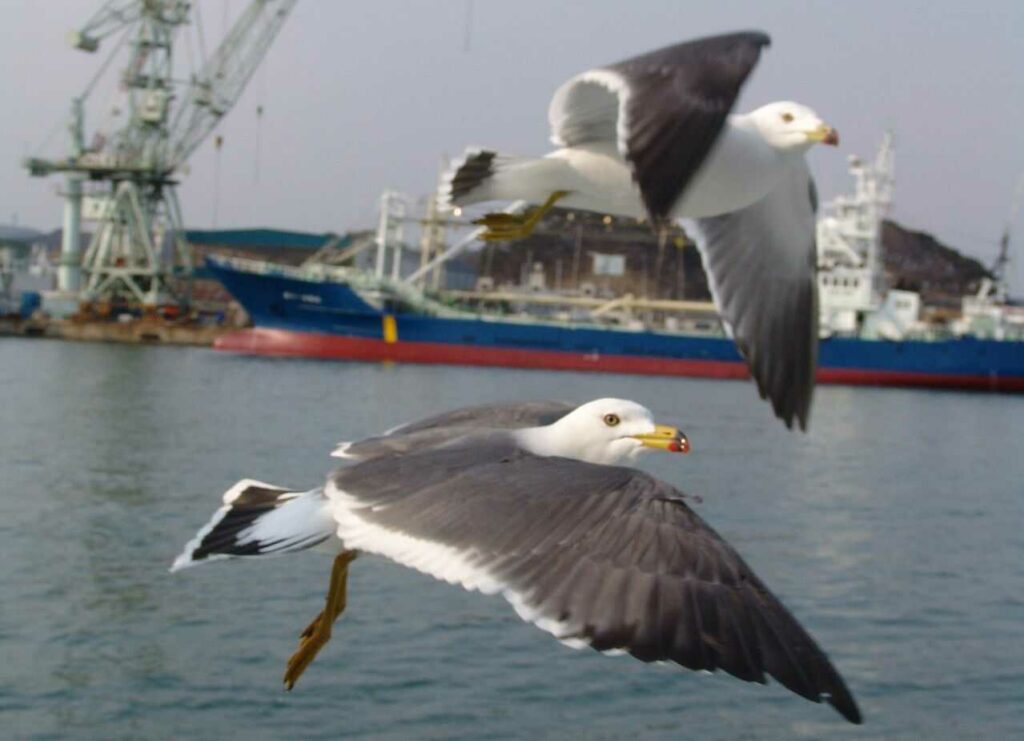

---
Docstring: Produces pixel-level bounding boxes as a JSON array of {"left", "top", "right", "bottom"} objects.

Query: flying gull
[
  {"left": 172, "top": 398, "right": 861, "bottom": 724},
  {"left": 442, "top": 32, "right": 838, "bottom": 431}
]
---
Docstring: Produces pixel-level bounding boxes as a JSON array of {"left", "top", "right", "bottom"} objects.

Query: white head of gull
[
  {"left": 514, "top": 397, "right": 688, "bottom": 466},
  {"left": 748, "top": 102, "right": 839, "bottom": 152}
]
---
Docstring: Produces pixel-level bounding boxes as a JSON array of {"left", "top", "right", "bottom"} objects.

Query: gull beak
[
  {"left": 808, "top": 124, "right": 840, "bottom": 146},
  {"left": 631, "top": 424, "right": 689, "bottom": 454}
]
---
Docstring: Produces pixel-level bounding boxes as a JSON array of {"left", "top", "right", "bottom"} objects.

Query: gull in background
[{"left": 442, "top": 32, "right": 839, "bottom": 430}]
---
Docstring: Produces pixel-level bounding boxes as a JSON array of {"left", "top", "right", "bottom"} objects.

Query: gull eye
[
  {"left": 781, "top": 112, "right": 794, "bottom": 123},
  {"left": 603, "top": 413, "right": 621, "bottom": 427}
]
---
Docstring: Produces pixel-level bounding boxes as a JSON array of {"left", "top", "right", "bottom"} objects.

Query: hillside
[
  {"left": 7, "top": 216, "right": 997, "bottom": 310},
  {"left": 881, "top": 220, "right": 993, "bottom": 307},
  {"left": 468, "top": 209, "right": 994, "bottom": 309}
]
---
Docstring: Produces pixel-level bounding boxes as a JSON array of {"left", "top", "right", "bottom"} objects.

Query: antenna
[{"left": 993, "top": 171, "right": 1024, "bottom": 288}]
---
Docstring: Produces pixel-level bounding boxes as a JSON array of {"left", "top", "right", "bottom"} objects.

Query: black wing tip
[
  {"left": 778, "top": 398, "right": 811, "bottom": 432},
  {"left": 826, "top": 687, "right": 864, "bottom": 725},
  {"left": 837, "top": 702, "right": 864, "bottom": 725},
  {"left": 685, "top": 30, "right": 771, "bottom": 52},
  {"left": 716, "top": 29, "right": 772, "bottom": 47},
  {"left": 445, "top": 148, "right": 497, "bottom": 204},
  {"left": 735, "top": 341, "right": 813, "bottom": 433}
]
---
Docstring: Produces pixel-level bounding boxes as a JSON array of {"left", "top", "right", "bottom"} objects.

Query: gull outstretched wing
[
  {"left": 327, "top": 445, "right": 859, "bottom": 723},
  {"left": 684, "top": 161, "right": 819, "bottom": 430}
]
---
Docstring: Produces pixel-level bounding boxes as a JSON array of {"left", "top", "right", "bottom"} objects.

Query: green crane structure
[{"left": 25, "top": 0, "right": 297, "bottom": 307}]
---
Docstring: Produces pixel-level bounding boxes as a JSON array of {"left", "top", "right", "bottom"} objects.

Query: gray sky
[{"left": 2, "top": 0, "right": 1023, "bottom": 291}]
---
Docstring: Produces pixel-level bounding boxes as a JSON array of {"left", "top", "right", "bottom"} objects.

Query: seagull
[
  {"left": 171, "top": 398, "right": 861, "bottom": 724},
  {"left": 442, "top": 32, "right": 837, "bottom": 431}
]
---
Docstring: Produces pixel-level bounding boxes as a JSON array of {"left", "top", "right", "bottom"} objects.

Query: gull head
[
  {"left": 524, "top": 398, "right": 689, "bottom": 466},
  {"left": 751, "top": 102, "right": 839, "bottom": 152}
]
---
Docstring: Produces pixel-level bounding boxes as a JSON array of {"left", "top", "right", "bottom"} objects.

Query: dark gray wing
[
  {"left": 328, "top": 448, "right": 860, "bottom": 724},
  {"left": 548, "top": 31, "right": 771, "bottom": 221},
  {"left": 334, "top": 400, "right": 575, "bottom": 461},
  {"left": 387, "top": 400, "right": 575, "bottom": 435},
  {"left": 683, "top": 161, "right": 819, "bottom": 430}
]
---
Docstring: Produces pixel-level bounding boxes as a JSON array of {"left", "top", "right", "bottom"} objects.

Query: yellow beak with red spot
[
  {"left": 631, "top": 424, "right": 689, "bottom": 454},
  {"left": 808, "top": 124, "right": 840, "bottom": 146}
]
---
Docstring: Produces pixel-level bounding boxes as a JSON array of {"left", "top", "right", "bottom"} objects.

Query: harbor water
[{"left": 2, "top": 339, "right": 1022, "bottom": 739}]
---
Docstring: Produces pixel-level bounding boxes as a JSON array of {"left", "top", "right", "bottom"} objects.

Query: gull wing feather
[
  {"left": 683, "top": 161, "right": 819, "bottom": 430},
  {"left": 548, "top": 31, "right": 771, "bottom": 221},
  {"left": 385, "top": 400, "right": 574, "bottom": 436},
  {"left": 332, "top": 401, "right": 574, "bottom": 460},
  {"left": 326, "top": 447, "right": 860, "bottom": 724}
]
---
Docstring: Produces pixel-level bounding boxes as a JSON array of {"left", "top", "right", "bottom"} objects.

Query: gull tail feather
[
  {"left": 441, "top": 147, "right": 568, "bottom": 208},
  {"left": 170, "top": 479, "right": 337, "bottom": 572}
]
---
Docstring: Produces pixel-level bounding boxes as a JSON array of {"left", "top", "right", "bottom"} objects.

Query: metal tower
[{"left": 25, "top": 0, "right": 297, "bottom": 307}]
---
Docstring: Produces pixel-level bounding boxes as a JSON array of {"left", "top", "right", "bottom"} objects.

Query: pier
[{"left": 1, "top": 315, "right": 231, "bottom": 347}]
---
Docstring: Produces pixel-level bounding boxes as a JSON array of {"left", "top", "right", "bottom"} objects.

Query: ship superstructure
[{"left": 815, "top": 133, "right": 922, "bottom": 339}]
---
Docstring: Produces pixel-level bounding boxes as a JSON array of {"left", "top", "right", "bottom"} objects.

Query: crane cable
[
  {"left": 463, "top": 0, "right": 474, "bottom": 53},
  {"left": 254, "top": 53, "right": 268, "bottom": 185},
  {"left": 33, "top": 25, "right": 131, "bottom": 159},
  {"left": 212, "top": 134, "right": 223, "bottom": 227}
]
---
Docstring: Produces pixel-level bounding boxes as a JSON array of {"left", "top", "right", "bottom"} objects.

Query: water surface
[{"left": 2, "top": 339, "right": 1022, "bottom": 739}]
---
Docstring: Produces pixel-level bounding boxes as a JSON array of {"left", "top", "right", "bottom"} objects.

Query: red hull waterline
[{"left": 215, "top": 328, "right": 1024, "bottom": 393}]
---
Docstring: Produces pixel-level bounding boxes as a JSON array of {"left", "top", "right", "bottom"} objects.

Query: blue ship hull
[{"left": 208, "top": 257, "right": 1024, "bottom": 391}]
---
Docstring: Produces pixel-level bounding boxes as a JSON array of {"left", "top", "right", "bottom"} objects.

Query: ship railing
[{"left": 438, "top": 289, "right": 718, "bottom": 316}]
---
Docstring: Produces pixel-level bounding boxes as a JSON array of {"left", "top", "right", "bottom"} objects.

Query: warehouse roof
[{"left": 184, "top": 228, "right": 346, "bottom": 251}]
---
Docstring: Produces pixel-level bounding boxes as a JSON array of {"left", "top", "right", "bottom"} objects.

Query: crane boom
[
  {"left": 168, "top": 0, "right": 298, "bottom": 169},
  {"left": 69, "top": 0, "right": 144, "bottom": 51}
]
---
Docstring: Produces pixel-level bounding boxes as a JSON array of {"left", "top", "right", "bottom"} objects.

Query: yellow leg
[
  {"left": 473, "top": 190, "right": 570, "bottom": 241},
  {"left": 283, "top": 551, "right": 357, "bottom": 691}
]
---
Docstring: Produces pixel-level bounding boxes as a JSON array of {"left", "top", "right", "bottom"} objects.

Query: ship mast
[
  {"left": 991, "top": 171, "right": 1024, "bottom": 298},
  {"left": 815, "top": 132, "right": 896, "bottom": 335}
]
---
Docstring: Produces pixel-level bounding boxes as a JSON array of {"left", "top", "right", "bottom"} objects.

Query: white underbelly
[
  {"left": 546, "top": 123, "right": 783, "bottom": 220},
  {"left": 546, "top": 145, "right": 646, "bottom": 218},
  {"left": 673, "top": 145, "right": 780, "bottom": 218}
]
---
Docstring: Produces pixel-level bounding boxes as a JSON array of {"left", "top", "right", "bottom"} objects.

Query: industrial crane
[{"left": 25, "top": 0, "right": 297, "bottom": 307}]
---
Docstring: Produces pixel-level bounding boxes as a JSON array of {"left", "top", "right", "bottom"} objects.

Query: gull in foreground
[
  {"left": 172, "top": 398, "right": 861, "bottom": 724},
  {"left": 442, "top": 32, "right": 838, "bottom": 431}
]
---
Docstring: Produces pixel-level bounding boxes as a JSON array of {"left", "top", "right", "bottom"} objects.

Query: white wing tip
[
  {"left": 221, "top": 478, "right": 286, "bottom": 505},
  {"left": 169, "top": 551, "right": 198, "bottom": 573},
  {"left": 331, "top": 442, "right": 355, "bottom": 459}
]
